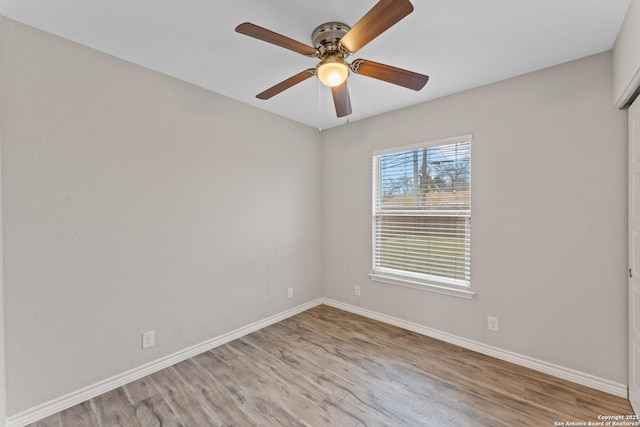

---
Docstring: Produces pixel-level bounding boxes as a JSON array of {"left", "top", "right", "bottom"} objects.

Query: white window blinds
[{"left": 372, "top": 137, "right": 471, "bottom": 288}]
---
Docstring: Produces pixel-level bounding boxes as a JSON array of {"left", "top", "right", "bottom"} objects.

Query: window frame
[{"left": 369, "top": 135, "right": 475, "bottom": 299}]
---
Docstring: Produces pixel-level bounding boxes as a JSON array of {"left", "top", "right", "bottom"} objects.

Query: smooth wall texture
[
  {"left": 322, "top": 52, "right": 628, "bottom": 385},
  {"left": 0, "top": 18, "right": 322, "bottom": 415},
  {"left": 0, "top": 126, "right": 5, "bottom": 427}
]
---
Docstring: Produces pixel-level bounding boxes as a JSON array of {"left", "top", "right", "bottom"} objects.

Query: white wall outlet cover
[
  {"left": 142, "top": 330, "right": 155, "bottom": 349},
  {"left": 487, "top": 316, "right": 499, "bottom": 332}
]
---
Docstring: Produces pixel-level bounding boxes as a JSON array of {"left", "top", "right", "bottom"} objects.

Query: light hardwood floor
[{"left": 29, "top": 305, "right": 633, "bottom": 426}]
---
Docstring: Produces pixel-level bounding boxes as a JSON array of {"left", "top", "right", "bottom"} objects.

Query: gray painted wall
[
  {"left": 321, "top": 52, "right": 628, "bottom": 385},
  {"left": 0, "top": 116, "right": 6, "bottom": 427},
  {"left": 0, "top": 18, "right": 323, "bottom": 415},
  {"left": 0, "top": 17, "right": 630, "bottom": 419}
]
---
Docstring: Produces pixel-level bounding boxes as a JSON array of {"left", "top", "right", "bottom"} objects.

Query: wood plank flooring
[{"left": 29, "top": 305, "right": 633, "bottom": 426}]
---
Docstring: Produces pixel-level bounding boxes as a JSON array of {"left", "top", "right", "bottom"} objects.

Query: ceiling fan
[{"left": 235, "top": 0, "right": 429, "bottom": 118}]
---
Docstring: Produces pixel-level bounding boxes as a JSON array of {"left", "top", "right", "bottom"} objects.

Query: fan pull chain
[{"left": 317, "top": 79, "right": 323, "bottom": 132}]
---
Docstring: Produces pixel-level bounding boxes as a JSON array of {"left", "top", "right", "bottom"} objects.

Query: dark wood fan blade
[
  {"left": 351, "top": 59, "right": 428, "bottom": 91},
  {"left": 236, "top": 23, "right": 318, "bottom": 57},
  {"left": 331, "top": 81, "right": 352, "bottom": 117},
  {"left": 339, "top": 0, "right": 414, "bottom": 54},
  {"left": 256, "top": 69, "right": 315, "bottom": 100}
]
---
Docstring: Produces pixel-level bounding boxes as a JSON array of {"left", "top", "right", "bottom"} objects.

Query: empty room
[{"left": 1, "top": 0, "right": 640, "bottom": 425}]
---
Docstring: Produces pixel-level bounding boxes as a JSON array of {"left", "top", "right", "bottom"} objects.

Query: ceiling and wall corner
[
  {"left": 0, "top": 0, "right": 632, "bottom": 129},
  {"left": 614, "top": 0, "right": 640, "bottom": 107}
]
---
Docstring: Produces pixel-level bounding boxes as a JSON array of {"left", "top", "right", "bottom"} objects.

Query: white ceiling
[{"left": 0, "top": 0, "right": 632, "bottom": 129}]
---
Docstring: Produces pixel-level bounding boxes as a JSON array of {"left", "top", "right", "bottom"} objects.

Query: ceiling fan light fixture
[
  {"left": 236, "top": 0, "right": 427, "bottom": 117},
  {"left": 316, "top": 54, "right": 349, "bottom": 87}
]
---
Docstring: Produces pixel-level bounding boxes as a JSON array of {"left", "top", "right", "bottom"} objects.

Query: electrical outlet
[
  {"left": 142, "top": 330, "right": 155, "bottom": 349},
  {"left": 487, "top": 316, "right": 499, "bottom": 332},
  {"left": 287, "top": 287, "right": 293, "bottom": 298},
  {"left": 355, "top": 285, "right": 361, "bottom": 296}
]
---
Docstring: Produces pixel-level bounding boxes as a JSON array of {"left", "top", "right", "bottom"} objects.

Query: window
[{"left": 370, "top": 135, "right": 473, "bottom": 299}]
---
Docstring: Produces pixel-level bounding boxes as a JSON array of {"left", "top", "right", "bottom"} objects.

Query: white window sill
[{"left": 368, "top": 272, "right": 476, "bottom": 300}]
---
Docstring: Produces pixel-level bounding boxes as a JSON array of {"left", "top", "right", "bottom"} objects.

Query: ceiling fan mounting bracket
[
  {"left": 350, "top": 59, "right": 364, "bottom": 73},
  {"left": 311, "top": 22, "right": 351, "bottom": 58}
]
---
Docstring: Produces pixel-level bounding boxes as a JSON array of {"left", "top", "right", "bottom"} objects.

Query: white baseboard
[
  {"left": 6, "top": 296, "right": 627, "bottom": 426},
  {"left": 5, "top": 298, "right": 324, "bottom": 427},
  {"left": 322, "top": 298, "right": 628, "bottom": 399}
]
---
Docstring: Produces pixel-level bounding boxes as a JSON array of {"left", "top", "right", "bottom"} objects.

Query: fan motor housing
[{"left": 312, "top": 22, "right": 351, "bottom": 57}]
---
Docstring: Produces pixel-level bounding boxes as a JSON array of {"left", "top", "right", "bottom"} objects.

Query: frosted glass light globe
[{"left": 316, "top": 55, "right": 349, "bottom": 87}]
